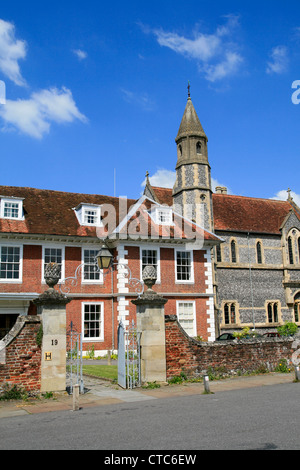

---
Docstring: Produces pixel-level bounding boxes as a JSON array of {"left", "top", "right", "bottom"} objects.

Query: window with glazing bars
[
  {"left": 177, "top": 302, "right": 195, "bottom": 336},
  {"left": 142, "top": 249, "right": 158, "bottom": 273},
  {"left": 83, "top": 303, "right": 103, "bottom": 339},
  {"left": 4, "top": 202, "right": 19, "bottom": 218},
  {"left": 84, "top": 209, "right": 98, "bottom": 225},
  {"left": 176, "top": 251, "right": 192, "bottom": 281},
  {"left": 0, "top": 246, "right": 20, "bottom": 279},
  {"left": 83, "top": 249, "right": 101, "bottom": 281}
]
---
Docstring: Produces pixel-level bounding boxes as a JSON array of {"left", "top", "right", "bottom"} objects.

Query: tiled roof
[
  {"left": 212, "top": 193, "right": 297, "bottom": 234},
  {"left": 0, "top": 185, "right": 220, "bottom": 244},
  {"left": 147, "top": 186, "right": 299, "bottom": 235},
  {"left": 113, "top": 197, "right": 220, "bottom": 244},
  {"left": 151, "top": 186, "right": 174, "bottom": 206},
  {"left": 0, "top": 186, "right": 136, "bottom": 238}
]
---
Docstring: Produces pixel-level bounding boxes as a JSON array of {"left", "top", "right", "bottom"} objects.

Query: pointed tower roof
[{"left": 175, "top": 92, "right": 207, "bottom": 142}]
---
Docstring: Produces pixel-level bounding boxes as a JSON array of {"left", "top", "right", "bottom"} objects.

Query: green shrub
[
  {"left": 274, "top": 359, "right": 291, "bottom": 373},
  {"left": 142, "top": 381, "right": 161, "bottom": 389},
  {"left": 168, "top": 372, "right": 187, "bottom": 384},
  {"left": 277, "top": 322, "right": 298, "bottom": 337},
  {"left": 36, "top": 325, "right": 43, "bottom": 347},
  {"left": 0, "top": 383, "right": 29, "bottom": 401}
]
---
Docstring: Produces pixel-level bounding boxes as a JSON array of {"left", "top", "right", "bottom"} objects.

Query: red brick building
[
  {"left": 1, "top": 92, "right": 299, "bottom": 356},
  {"left": 0, "top": 185, "right": 220, "bottom": 354}
]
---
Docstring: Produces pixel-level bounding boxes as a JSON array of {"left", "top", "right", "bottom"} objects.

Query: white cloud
[
  {"left": 272, "top": 189, "right": 300, "bottom": 207},
  {"left": 203, "top": 51, "right": 243, "bottom": 82},
  {"left": 73, "top": 49, "right": 87, "bottom": 60},
  {"left": 0, "top": 87, "right": 87, "bottom": 139},
  {"left": 0, "top": 18, "right": 27, "bottom": 86},
  {"left": 141, "top": 169, "right": 176, "bottom": 189},
  {"left": 148, "top": 16, "right": 243, "bottom": 82},
  {"left": 266, "top": 46, "right": 288, "bottom": 74}
]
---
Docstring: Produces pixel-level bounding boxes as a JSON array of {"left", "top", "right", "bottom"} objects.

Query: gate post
[
  {"left": 132, "top": 265, "right": 167, "bottom": 384},
  {"left": 34, "top": 263, "right": 71, "bottom": 393}
]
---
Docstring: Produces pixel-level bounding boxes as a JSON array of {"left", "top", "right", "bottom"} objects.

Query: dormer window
[
  {"left": 84, "top": 208, "right": 98, "bottom": 225},
  {"left": 0, "top": 197, "right": 24, "bottom": 220},
  {"left": 150, "top": 206, "right": 173, "bottom": 225},
  {"left": 74, "top": 203, "right": 102, "bottom": 227},
  {"left": 157, "top": 209, "right": 171, "bottom": 224}
]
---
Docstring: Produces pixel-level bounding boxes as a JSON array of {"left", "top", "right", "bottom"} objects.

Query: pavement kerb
[{"left": 0, "top": 372, "right": 297, "bottom": 419}]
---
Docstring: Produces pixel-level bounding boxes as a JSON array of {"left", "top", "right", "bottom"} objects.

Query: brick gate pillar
[
  {"left": 132, "top": 265, "right": 168, "bottom": 384},
  {"left": 34, "top": 263, "right": 71, "bottom": 393}
]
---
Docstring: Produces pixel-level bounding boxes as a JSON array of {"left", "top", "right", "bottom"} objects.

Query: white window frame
[
  {"left": 0, "top": 244, "right": 23, "bottom": 283},
  {"left": 176, "top": 300, "right": 197, "bottom": 336},
  {"left": 81, "top": 247, "right": 103, "bottom": 284},
  {"left": 74, "top": 203, "right": 102, "bottom": 227},
  {"left": 82, "top": 302, "right": 104, "bottom": 342},
  {"left": 0, "top": 197, "right": 24, "bottom": 221},
  {"left": 140, "top": 246, "right": 161, "bottom": 283},
  {"left": 149, "top": 206, "right": 173, "bottom": 226},
  {"left": 42, "top": 245, "right": 65, "bottom": 283},
  {"left": 175, "top": 248, "right": 194, "bottom": 283}
]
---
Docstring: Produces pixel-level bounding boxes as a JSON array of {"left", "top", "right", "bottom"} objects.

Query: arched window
[
  {"left": 216, "top": 244, "right": 222, "bottom": 262},
  {"left": 196, "top": 141, "right": 202, "bottom": 154},
  {"left": 231, "top": 240, "right": 237, "bottom": 263},
  {"left": 224, "top": 303, "right": 236, "bottom": 325},
  {"left": 178, "top": 144, "right": 182, "bottom": 156},
  {"left": 267, "top": 302, "right": 279, "bottom": 323},
  {"left": 256, "top": 242, "right": 262, "bottom": 264},
  {"left": 298, "top": 237, "right": 300, "bottom": 264},
  {"left": 294, "top": 293, "right": 300, "bottom": 323},
  {"left": 288, "top": 236, "right": 294, "bottom": 265},
  {"left": 294, "top": 303, "right": 300, "bottom": 323}
]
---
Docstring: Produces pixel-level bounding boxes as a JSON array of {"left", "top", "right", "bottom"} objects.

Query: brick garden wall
[
  {"left": 0, "top": 315, "right": 42, "bottom": 392},
  {"left": 165, "top": 315, "right": 294, "bottom": 379}
]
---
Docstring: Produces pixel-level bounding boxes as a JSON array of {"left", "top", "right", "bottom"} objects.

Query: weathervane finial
[{"left": 187, "top": 80, "right": 191, "bottom": 98}]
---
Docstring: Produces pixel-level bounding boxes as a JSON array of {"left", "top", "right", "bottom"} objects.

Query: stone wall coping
[
  {"left": 0, "top": 314, "right": 41, "bottom": 349},
  {"left": 165, "top": 314, "right": 295, "bottom": 347}
]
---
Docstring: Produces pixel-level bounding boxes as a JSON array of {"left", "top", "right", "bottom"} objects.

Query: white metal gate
[
  {"left": 66, "top": 321, "right": 84, "bottom": 394},
  {"left": 118, "top": 320, "right": 141, "bottom": 389}
]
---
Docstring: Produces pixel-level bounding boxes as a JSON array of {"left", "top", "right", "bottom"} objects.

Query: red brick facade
[
  {"left": 0, "top": 239, "right": 214, "bottom": 355},
  {"left": 0, "top": 315, "right": 41, "bottom": 391}
]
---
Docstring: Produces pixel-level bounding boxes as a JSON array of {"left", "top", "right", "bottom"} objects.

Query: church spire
[
  {"left": 172, "top": 88, "right": 213, "bottom": 231},
  {"left": 175, "top": 90, "right": 207, "bottom": 146}
]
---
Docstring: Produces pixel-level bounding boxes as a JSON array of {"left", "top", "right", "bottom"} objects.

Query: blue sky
[{"left": 0, "top": 0, "right": 300, "bottom": 205}]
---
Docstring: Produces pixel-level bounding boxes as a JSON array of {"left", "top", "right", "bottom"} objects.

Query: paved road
[{"left": 0, "top": 380, "right": 299, "bottom": 451}]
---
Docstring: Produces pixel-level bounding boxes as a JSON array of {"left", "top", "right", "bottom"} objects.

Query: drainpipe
[
  {"left": 111, "top": 259, "right": 115, "bottom": 352},
  {"left": 247, "top": 232, "right": 255, "bottom": 329}
]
